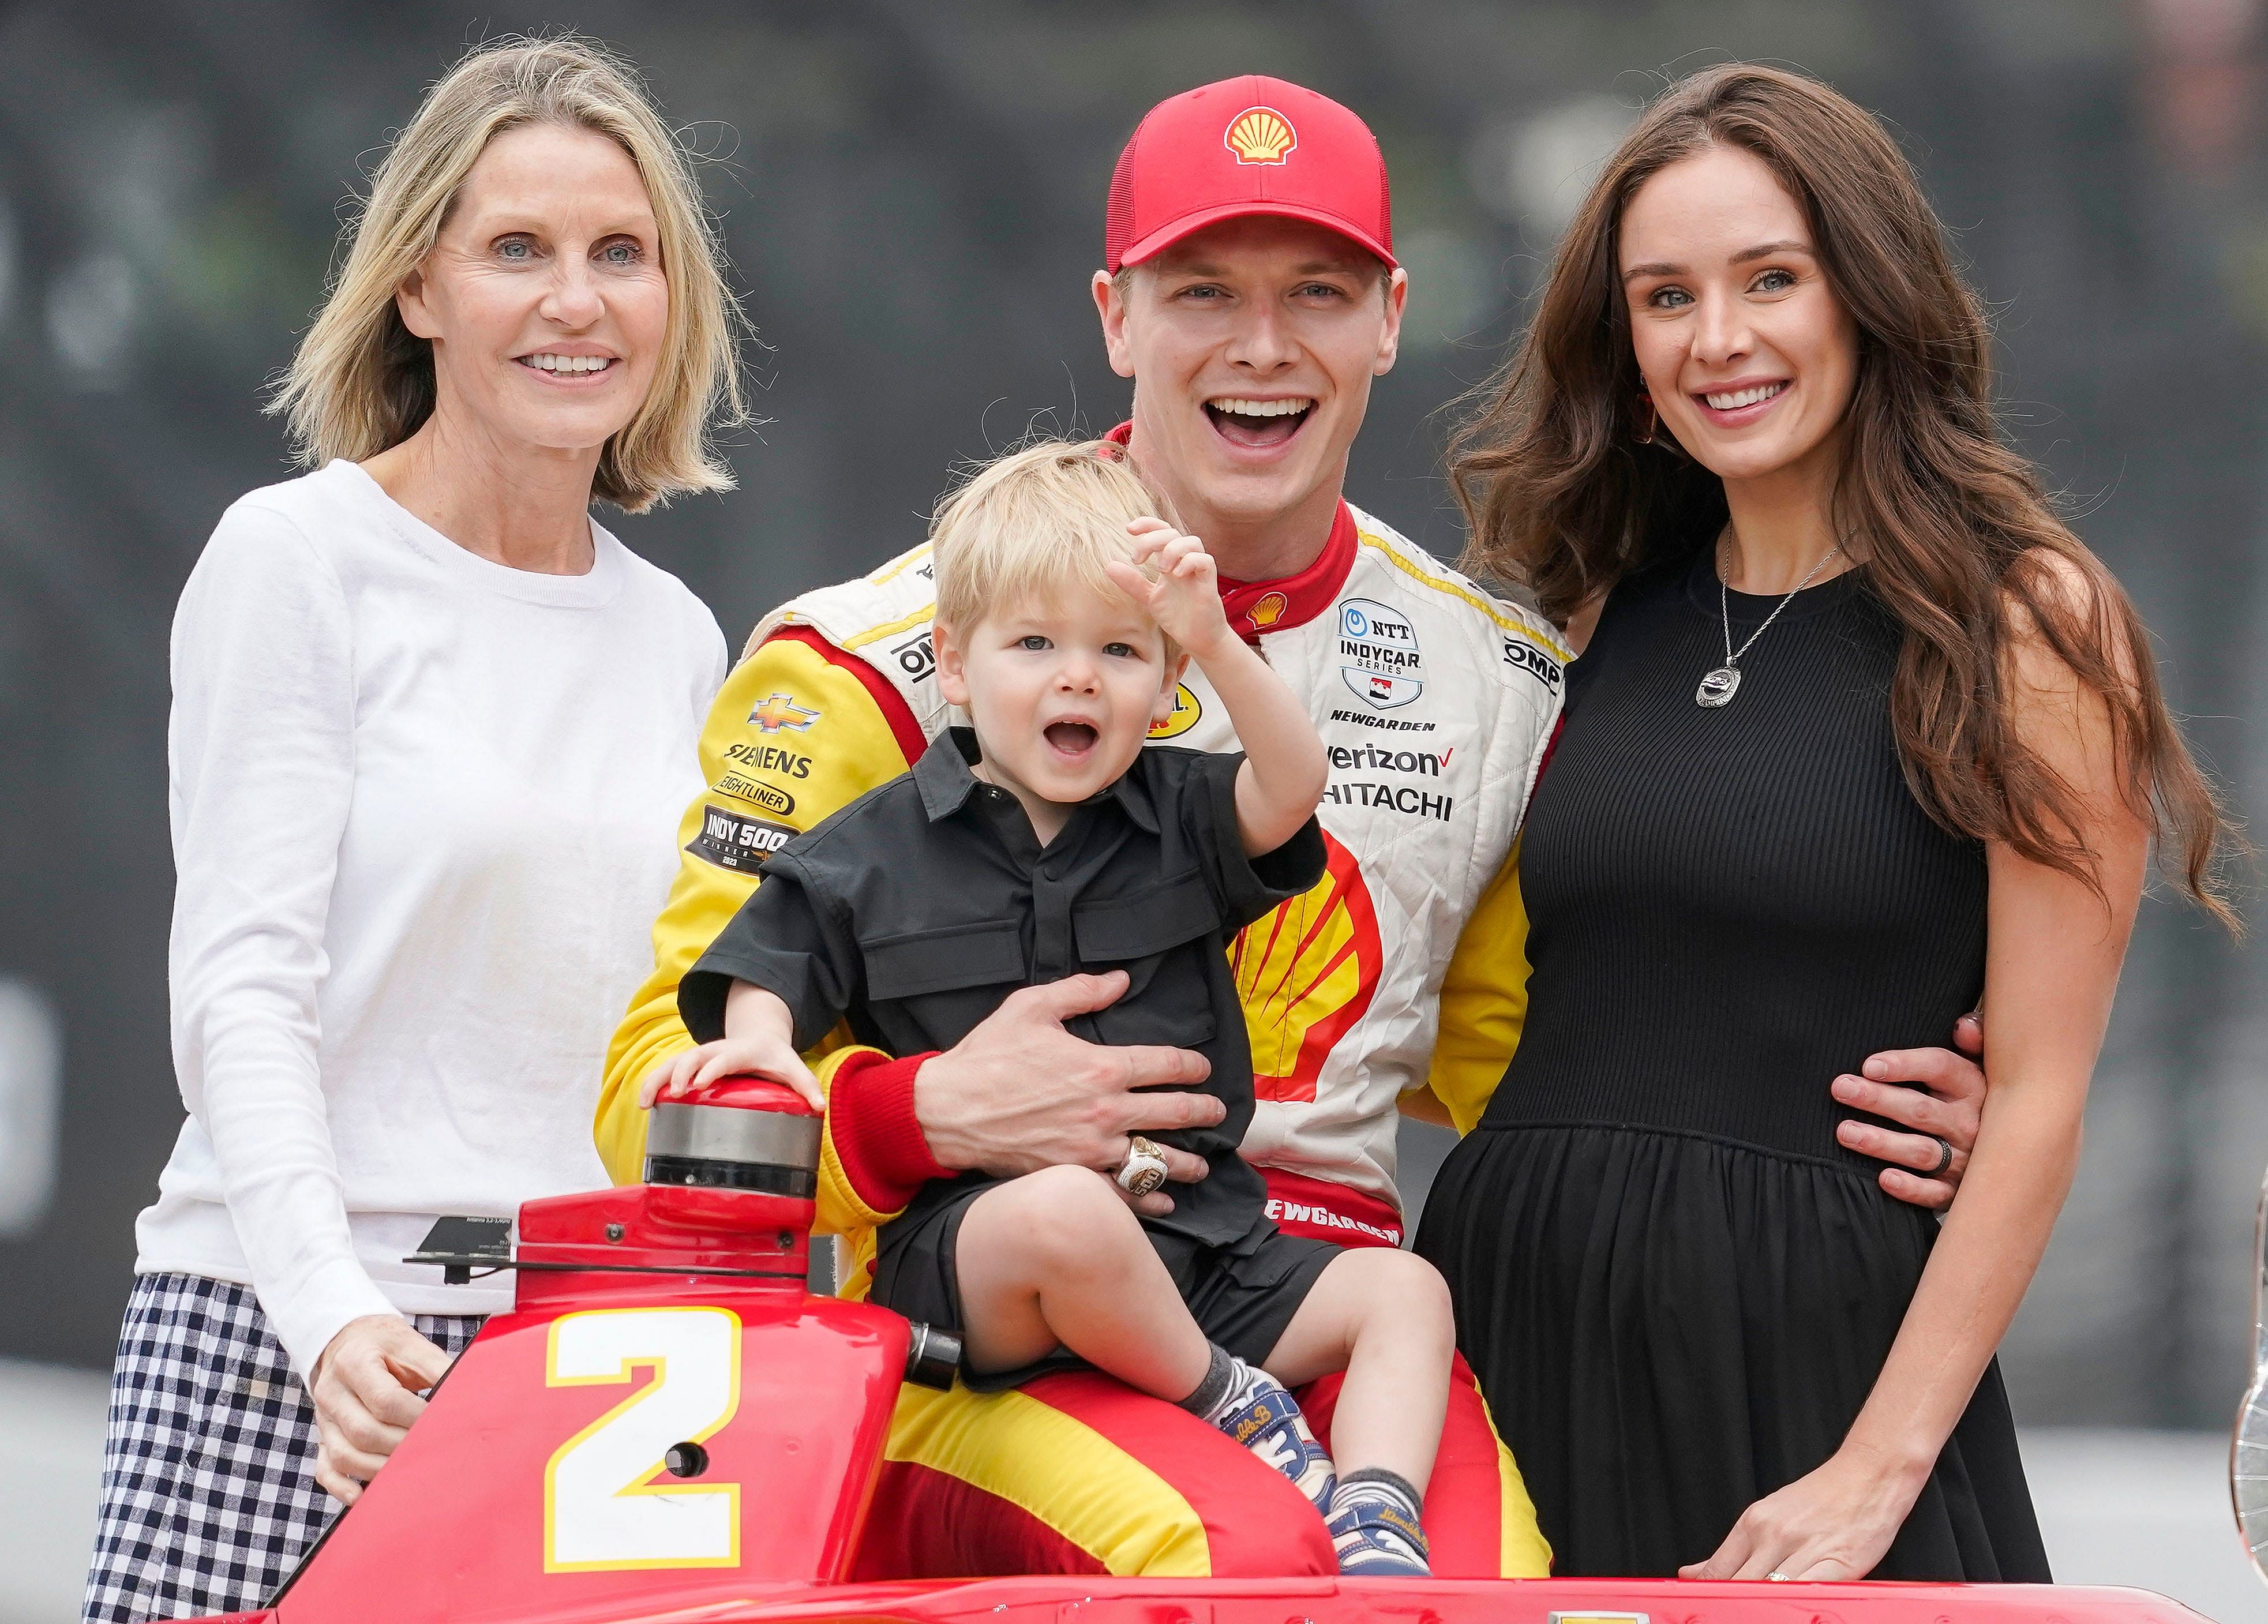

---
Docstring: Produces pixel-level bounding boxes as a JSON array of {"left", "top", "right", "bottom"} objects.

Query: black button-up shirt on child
[{"left": 682, "top": 726, "right": 1326, "bottom": 1248}]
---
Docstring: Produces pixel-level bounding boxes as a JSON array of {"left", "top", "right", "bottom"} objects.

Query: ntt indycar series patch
[
  {"left": 756, "top": 499, "right": 1566, "bottom": 1213},
  {"left": 1339, "top": 597, "right": 1424, "bottom": 709}
]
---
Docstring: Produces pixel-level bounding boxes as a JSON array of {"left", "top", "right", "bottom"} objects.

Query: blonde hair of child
[{"left": 930, "top": 441, "right": 1179, "bottom": 654}]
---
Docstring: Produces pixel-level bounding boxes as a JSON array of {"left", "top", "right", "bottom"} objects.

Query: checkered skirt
[{"left": 84, "top": 1272, "right": 484, "bottom": 1623}]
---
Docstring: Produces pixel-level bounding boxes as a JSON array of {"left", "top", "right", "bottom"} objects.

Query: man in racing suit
[
  {"left": 597, "top": 76, "right": 1980, "bottom": 1580},
  {"left": 601, "top": 76, "right": 1549, "bottom": 1578}
]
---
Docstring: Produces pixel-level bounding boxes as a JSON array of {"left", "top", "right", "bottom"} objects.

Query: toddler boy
[{"left": 645, "top": 441, "right": 1452, "bottom": 1576}]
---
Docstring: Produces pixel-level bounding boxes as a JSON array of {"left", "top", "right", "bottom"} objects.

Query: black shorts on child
[{"left": 875, "top": 1180, "right": 1341, "bottom": 1391}]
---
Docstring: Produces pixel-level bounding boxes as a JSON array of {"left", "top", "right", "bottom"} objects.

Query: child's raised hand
[
  {"left": 636, "top": 1035, "right": 827, "bottom": 1113},
  {"left": 1108, "top": 517, "right": 1233, "bottom": 658}
]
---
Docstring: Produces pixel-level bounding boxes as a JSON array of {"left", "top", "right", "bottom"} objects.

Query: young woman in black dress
[{"left": 1415, "top": 65, "right": 2236, "bottom": 1582}]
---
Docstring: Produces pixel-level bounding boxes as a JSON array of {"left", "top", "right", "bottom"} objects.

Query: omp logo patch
[
  {"left": 1225, "top": 107, "right": 1297, "bottom": 165},
  {"left": 1148, "top": 683, "right": 1203, "bottom": 740},
  {"left": 889, "top": 631, "right": 937, "bottom": 684},
  {"left": 714, "top": 776, "right": 795, "bottom": 817},
  {"left": 686, "top": 805, "right": 794, "bottom": 872},
  {"left": 1502, "top": 637, "right": 1564, "bottom": 692},
  {"left": 747, "top": 693, "right": 818, "bottom": 733},
  {"left": 1338, "top": 598, "right": 1423, "bottom": 710}
]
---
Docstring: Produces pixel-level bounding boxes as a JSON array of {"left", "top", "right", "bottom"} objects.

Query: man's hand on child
[
  {"left": 637, "top": 1037, "right": 827, "bottom": 1113},
  {"left": 914, "top": 970, "right": 1220, "bottom": 1217},
  {"left": 1111, "top": 518, "right": 1234, "bottom": 659}
]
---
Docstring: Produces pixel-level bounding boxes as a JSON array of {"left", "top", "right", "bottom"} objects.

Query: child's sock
[
  {"left": 1326, "top": 1468, "right": 1431, "bottom": 1577},
  {"left": 1176, "top": 1344, "right": 1336, "bottom": 1513}
]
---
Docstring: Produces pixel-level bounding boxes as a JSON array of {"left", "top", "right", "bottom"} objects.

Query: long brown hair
[{"left": 1449, "top": 63, "right": 2236, "bottom": 924}]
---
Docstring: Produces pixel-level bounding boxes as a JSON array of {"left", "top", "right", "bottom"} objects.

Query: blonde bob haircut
[
  {"left": 931, "top": 440, "right": 1179, "bottom": 647},
  {"left": 270, "top": 34, "right": 749, "bottom": 512}
]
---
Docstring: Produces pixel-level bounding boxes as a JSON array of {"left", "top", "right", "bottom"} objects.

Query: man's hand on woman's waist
[{"left": 1835, "top": 1011, "right": 1986, "bottom": 1210}]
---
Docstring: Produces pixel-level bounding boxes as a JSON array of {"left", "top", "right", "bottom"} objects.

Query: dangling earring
[{"left": 1634, "top": 389, "right": 1659, "bottom": 446}]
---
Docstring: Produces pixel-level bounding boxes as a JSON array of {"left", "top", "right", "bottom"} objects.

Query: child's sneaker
[
  {"left": 1214, "top": 1375, "right": 1337, "bottom": 1513},
  {"left": 1326, "top": 1471, "right": 1431, "bottom": 1577}
]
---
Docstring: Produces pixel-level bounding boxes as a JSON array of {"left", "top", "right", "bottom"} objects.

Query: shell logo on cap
[{"left": 1225, "top": 107, "right": 1298, "bottom": 166}]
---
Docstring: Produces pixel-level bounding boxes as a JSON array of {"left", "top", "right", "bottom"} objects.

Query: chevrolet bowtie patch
[{"left": 747, "top": 692, "right": 820, "bottom": 733}]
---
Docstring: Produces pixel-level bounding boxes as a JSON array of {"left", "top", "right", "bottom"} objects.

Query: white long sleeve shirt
[{"left": 137, "top": 459, "right": 725, "bottom": 1377}]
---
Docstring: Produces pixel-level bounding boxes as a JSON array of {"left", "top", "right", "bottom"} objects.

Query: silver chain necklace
[{"left": 1695, "top": 535, "right": 1844, "bottom": 707}]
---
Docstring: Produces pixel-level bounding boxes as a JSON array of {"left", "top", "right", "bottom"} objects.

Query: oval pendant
[{"left": 1696, "top": 666, "right": 1741, "bottom": 707}]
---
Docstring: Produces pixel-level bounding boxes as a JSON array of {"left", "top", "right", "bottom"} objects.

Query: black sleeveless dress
[{"left": 1415, "top": 545, "right": 2049, "bottom": 1580}]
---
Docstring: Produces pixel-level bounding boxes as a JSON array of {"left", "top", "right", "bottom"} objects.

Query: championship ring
[{"left": 1115, "top": 1135, "right": 1169, "bottom": 1197}]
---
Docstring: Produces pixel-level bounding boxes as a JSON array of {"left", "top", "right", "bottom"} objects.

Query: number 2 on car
[{"left": 543, "top": 1307, "right": 744, "bottom": 1572}]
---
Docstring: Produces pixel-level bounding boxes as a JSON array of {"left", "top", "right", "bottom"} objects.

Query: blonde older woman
[{"left": 85, "top": 36, "right": 747, "bottom": 1622}]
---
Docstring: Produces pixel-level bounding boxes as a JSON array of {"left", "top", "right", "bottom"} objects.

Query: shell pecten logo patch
[
  {"left": 1148, "top": 683, "right": 1202, "bottom": 740},
  {"left": 1234, "top": 831, "right": 1381, "bottom": 1104},
  {"left": 1247, "top": 591, "right": 1289, "bottom": 631},
  {"left": 1225, "top": 107, "right": 1297, "bottom": 166}
]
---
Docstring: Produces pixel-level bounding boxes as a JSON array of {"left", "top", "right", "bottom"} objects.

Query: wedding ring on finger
[
  {"left": 1928, "top": 1135, "right": 1955, "bottom": 1176},
  {"left": 1114, "top": 1135, "right": 1169, "bottom": 1197},
  {"left": 1766, "top": 1572, "right": 1791, "bottom": 1582}
]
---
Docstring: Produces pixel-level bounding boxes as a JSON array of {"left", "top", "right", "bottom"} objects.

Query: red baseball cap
[{"left": 1104, "top": 75, "right": 1395, "bottom": 274}]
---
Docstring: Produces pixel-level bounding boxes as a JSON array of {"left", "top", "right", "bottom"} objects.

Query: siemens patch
[
  {"left": 722, "top": 742, "right": 814, "bottom": 779},
  {"left": 686, "top": 805, "right": 796, "bottom": 872}
]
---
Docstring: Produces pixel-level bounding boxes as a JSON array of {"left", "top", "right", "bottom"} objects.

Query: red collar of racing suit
[{"left": 1102, "top": 421, "right": 1358, "bottom": 641}]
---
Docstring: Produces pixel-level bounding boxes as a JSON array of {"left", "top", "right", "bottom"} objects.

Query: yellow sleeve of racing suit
[
  {"left": 595, "top": 632, "right": 920, "bottom": 1209},
  {"left": 1410, "top": 837, "right": 1532, "bottom": 1135}
]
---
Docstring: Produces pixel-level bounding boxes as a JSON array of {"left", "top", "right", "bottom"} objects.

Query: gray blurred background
[{"left": 1, "top": 0, "right": 2266, "bottom": 1617}]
